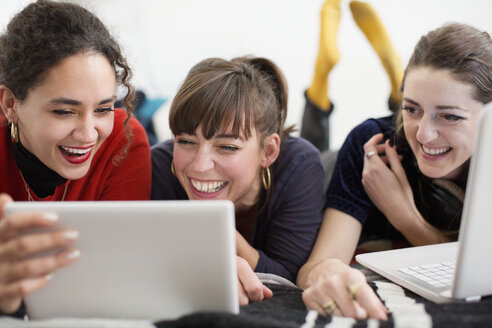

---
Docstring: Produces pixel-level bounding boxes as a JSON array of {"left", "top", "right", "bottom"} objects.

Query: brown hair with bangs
[{"left": 169, "top": 56, "right": 293, "bottom": 143}]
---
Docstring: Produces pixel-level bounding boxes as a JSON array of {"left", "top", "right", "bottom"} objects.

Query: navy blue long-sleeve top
[{"left": 326, "top": 115, "right": 463, "bottom": 242}]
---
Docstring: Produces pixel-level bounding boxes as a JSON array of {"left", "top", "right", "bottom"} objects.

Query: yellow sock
[
  {"left": 350, "top": 1, "right": 403, "bottom": 104},
  {"left": 307, "top": 0, "right": 341, "bottom": 111}
]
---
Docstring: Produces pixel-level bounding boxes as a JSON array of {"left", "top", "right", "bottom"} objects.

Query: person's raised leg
[
  {"left": 306, "top": 0, "right": 342, "bottom": 111},
  {"left": 302, "top": 0, "right": 341, "bottom": 152},
  {"left": 350, "top": 1, "right": 403, "bottom": 111}
]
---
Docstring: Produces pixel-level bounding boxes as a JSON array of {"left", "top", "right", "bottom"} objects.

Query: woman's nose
[
  {"left": 72, "top": 115, "right": 98, "bottom": 142},
  {"left": 191, "top": 148, "right": 215, "bottom": 172},
  {"left": 416, "top": 114, "right": 439, "bottom": 144}
]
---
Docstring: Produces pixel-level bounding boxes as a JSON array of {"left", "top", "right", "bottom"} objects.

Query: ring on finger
[
  {"left": 322, "top": 299, "right": 337, "bottom": 315},
  {"left": 365, "top": 151, "right": 377, "bottom": 159},
  {"left": 348, "top": 282, "right": 364, "bottom": 299}
]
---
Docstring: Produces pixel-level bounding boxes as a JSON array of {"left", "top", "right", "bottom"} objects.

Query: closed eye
[
  {"left": 95, "top": 107, "right": 114, "bottom": 114},
  {"left": 52, "top": 109, "right": 74, "bottom": 117},
  {"left": 402, "top": 106, "right": 421, "bottom": 115},
  {"left": 176, "top": 138, "right": 195, "bottom": 145},
  {"left": 219, "top": 145, "right": 239, "bottom": 152},
  {"left": 442, "top": 114, "right": 463, "bottom": 122}
]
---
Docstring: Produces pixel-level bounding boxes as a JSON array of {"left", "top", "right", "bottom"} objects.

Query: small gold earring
[
  {"left": 262, "top": 166, "right": 271, "bottom": 190},
  {"left": 10, "top": 122, "right": 19, "bottom": 144},
  {"left": 171, "top": 160, "right": 176, "bottom": 177}
]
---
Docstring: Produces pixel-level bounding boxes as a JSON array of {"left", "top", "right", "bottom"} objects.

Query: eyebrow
[
  {"left": 402, "top": 98, "right": 420, "bottom": 107},
  {"left": 48, "top": 96, "right": 117, "bottom": 106},
  {"left": 402, "top": 98, "right": 467, "bottom": 111},
  {"left": 436, "top": 105, "right": 467, "bottom": 111}
]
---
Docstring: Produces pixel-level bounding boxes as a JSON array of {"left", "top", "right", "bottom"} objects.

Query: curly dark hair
[{"left": 0, "top": 0, "right": 136, "bottom": 156}]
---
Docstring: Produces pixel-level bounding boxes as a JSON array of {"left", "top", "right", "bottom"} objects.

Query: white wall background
[{"left": 2, "top": 0, "right": 491, "bottom": 148}]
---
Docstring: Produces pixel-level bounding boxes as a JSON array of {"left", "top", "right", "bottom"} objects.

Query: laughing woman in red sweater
[{"left": 0, "top": 0, "right": 151, "bottom": 316}]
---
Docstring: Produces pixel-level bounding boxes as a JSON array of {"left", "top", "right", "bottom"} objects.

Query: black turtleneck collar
[{"left": 11, "top": 140, "right": 67, "bottom": 198}]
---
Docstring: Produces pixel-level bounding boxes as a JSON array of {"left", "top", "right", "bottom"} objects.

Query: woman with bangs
[{"left": 151, "top": 56, "right": 325, "bottom": 304}]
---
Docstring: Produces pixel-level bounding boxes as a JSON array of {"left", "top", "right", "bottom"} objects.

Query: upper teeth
[
  {"left": 191, "top": 179, "right": 226, "bottom": 193},
  {"left": 60, "top": 146, "right": 91, "bottom": 155},
  {"left": 422, "top": 145, "right": 450, "bottom": 155}
]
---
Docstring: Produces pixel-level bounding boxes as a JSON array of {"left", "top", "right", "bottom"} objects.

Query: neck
[
  {"left": 234, "top": 177, "right": 263, "bottom": 213},
  {"left": 12, "top": 140, "right": 67, "bottom": 198}
]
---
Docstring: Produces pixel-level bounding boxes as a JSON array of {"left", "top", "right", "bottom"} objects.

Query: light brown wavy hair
[{"left": 395, "top": 23, "right": 492, "bottom": 142}]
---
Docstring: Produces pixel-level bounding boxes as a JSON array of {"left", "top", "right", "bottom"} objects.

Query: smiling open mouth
[
  {"left": 59, "top": 145, "right": 92, "bottom": 157},
  {"left": 191, "top": 179, "right": 227, "bottom": 193},
  {"left": 422, "top": 145, "right": 452, "bottom": 156},
  {"left": 58, "top": 145, "right": 93, "bottom": 165}
]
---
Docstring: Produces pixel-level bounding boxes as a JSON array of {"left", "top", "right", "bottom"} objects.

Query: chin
[
  {"left": 421, "top": 171, "right": 443, "bottom": 179},
  {"left": 59, "top": 167, "right": 91, "bottom": 180},
  {"left": 419, "top": 167, "right": 451, "bottom": 179}
]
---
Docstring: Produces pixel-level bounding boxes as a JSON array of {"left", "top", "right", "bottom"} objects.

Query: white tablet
[{"left": 5, "top": 200, "right": 238, "bottom": 320}]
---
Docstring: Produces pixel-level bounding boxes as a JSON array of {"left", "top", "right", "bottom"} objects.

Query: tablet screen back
[{"left": 5, "top": 200, "right": 238, "bottom": 320}]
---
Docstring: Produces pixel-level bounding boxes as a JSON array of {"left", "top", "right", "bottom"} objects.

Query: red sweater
[{"left": 0, "top": 108, "right": 151, "bottom": 201}]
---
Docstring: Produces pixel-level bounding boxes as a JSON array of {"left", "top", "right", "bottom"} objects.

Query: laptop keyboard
[{"left": 398, "top": 261, "right": 456, "bottom": 288}]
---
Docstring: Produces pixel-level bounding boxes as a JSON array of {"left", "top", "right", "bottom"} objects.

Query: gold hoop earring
[
  {"left": 10, "top": 122, "right": 19, "bottom": 144},
  {"left": 171, "top": 160, "right": 176, "bottom": 177},
  {"left": 262, "top": 166, "right": 271, "bottom": 190}
]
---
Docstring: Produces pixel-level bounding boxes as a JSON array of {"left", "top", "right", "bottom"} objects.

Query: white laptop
[
  {"left": 356, "top": 102, "right": 492, "bottom": 303},
  {"left": 5, "top": 200, "right": 239, "bottom": 320}
]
